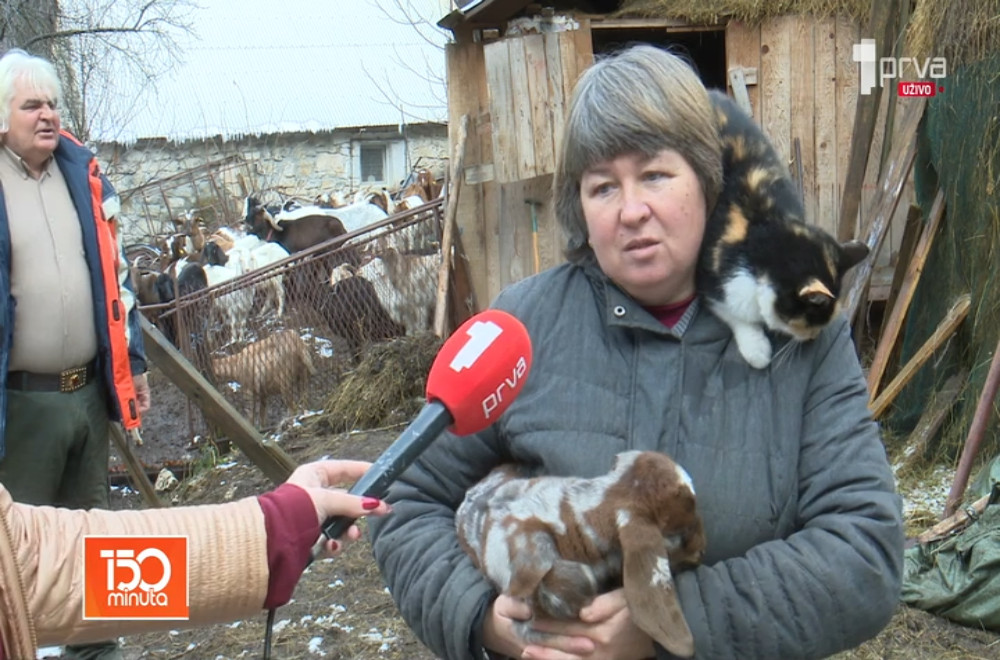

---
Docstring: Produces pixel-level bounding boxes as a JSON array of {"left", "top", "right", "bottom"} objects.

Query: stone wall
[{"left": 94, "top": 123, "right": 448, "bottom": 246}]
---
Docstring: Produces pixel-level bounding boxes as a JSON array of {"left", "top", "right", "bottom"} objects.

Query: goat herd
[{"left": 130, "top": 173, "right": 444, "bottom": 427}]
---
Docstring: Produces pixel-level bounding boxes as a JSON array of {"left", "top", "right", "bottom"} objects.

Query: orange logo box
[{"left": 83, "top": 536, "right": 189, "bottom": 620}]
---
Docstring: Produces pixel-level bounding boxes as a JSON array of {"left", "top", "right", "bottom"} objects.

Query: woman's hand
[
  {"left": 285, "top": 460, "right": 392, "bottom": 555},
  {"left": 522, "top": 589, "right": 654, "bottom": 660},
  {"left": 483, "top": 594, "right": 596, "bottom": 660}
]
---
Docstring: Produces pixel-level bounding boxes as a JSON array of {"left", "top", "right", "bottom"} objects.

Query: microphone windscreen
[{"left": 425, "top": 309, "right": 532, "bottom": 435}]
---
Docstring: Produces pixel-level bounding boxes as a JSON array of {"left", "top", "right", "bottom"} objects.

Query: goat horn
[{"left": 264, "top": 208, "right": 284, "bottom": 232}]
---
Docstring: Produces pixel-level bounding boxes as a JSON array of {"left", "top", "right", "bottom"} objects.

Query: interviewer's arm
[{"left": 0, "top": 460, "right": 390, "bottom": 655}]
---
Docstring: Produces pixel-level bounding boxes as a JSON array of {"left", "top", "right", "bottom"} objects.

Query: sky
[{"left": 90, "top": 0, "right": 450, "bottom": 143}]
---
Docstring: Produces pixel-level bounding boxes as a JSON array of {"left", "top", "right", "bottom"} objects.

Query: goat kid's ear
[{"left": 620, "top": 521, "right": 696, "bottom": 658}]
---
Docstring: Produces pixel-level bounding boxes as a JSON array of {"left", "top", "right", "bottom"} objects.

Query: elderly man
[{"left": 0, "top": 49, "right": 150, "bottom": 660}]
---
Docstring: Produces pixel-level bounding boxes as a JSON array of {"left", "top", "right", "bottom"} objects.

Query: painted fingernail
[
  {"left": 329, "top": 540, "right": 341, "bottom": 553},
  {"left": 361, "top": 497, "right": 381, "bottom": 510}
]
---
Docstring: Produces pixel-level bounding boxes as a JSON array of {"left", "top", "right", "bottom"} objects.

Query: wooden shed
[{"left": 437, "top": 0, "right": 902, "bottom": 309}]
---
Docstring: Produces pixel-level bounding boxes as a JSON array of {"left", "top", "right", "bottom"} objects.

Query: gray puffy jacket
[{"left": 369, "top": 263, "right": 903, "bottom": 660}]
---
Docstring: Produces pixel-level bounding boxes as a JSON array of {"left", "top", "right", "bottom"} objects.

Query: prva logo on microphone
[
  {"left": 482, "top": 355, "right": 529, "bottom": 419},
  {"left": 447, "top": 317, "right": 529, "bottom": 421},
  {"left": 427, "top": 309, "right": 532, "bottom": 435}
]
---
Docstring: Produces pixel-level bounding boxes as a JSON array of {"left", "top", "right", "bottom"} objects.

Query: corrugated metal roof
[{"left": 94, "top": 0, "right": 449, "bottom": 144}]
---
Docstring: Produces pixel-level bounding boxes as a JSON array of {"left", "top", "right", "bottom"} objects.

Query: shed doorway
[{"left": 590, "top": 25, "right": 728, "bottom": 91}]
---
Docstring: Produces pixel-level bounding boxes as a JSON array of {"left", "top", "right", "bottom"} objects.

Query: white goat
[{"left": 349, "top": 247, "right": 440, "bottom": 335}]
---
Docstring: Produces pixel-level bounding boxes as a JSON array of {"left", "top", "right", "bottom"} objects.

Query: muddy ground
[{"left": 41, "top": 363, "right": 1000, "bottom": 659}]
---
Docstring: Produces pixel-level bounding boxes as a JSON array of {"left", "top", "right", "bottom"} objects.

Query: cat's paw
[{"left": 733, "top": 327, "right": 772, "bottom": 368}]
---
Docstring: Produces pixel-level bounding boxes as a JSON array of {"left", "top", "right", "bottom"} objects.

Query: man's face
[{"left": 3, "top": 78, "right": 60, "bottom": 170}]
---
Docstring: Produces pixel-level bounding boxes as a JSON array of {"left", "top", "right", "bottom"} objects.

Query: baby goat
[
  {"left": 211, "top": 329, "right": 317, "bottom": 428},
  {"left": 456, "top": 450, "right": 705, "bottom": 658}
]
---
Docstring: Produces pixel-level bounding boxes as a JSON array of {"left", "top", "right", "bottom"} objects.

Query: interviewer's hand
[{"left": 285, "top": 460, "right": 392, "bottom": 556}]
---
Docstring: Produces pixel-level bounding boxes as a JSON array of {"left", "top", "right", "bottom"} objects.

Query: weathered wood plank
[
  {"left": 434, "top": 113, "right": 469, "bottom": 338},
  {"left": 814, "top": 17, "right": 840, "bottom": 235},
  {"left": 836, "top": 0, "right": 899, "bottom": 240},
  {"left": 484, "top": 39, "right": 517, "bottom": 183},
  {"left": 841, "top": 96, "right": 925, "bottom": 322},
  {"left": 760, "top": 16, "right": 792, "bottom": 166},
  {"left": 725, "top": 21, "right": 762, "bottom": 118},
  {"left": 834, "top": 15, "right": 860, "bottom": 234},
  {"left": 446, "top": 40, "right": 490, "bottom": 312},
  {"left": 869, "top": 293, "right": 970, "bottom": 419},
  {"left": 899, "top": 371, "right": 967, "bottom": 476},
  {"left": 789, "top": 18, "right": 817, "bottom": 224},
  {"left": 867, "top": 189, "right": 945, "bottom": 397},
  {"left": 544, "top": 32, "right": 567, "bottom": 172},
  {"left": 507, "top": 38, "right": 536, "bottom": 180},
  {"left": 139, "top": 316, "right": 297, "bottom": 485},
  {"left": 110, "top": 423, "right": 166, "bottom": 508},
  {"left": 524, "top": 34, "right": 554, "bottom": 176}
]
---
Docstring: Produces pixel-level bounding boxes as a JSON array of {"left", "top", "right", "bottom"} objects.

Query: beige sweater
[{"left": 0, "top": 486, "right": 269, "bottom": 657}]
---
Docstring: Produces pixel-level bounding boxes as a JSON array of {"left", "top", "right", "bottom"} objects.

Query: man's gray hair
[
  {"left": 0, "top": 49, "right": 62, "bottom": 132},
  {"left": 554, "top": 44, "right": 723, "bottom": 265}
]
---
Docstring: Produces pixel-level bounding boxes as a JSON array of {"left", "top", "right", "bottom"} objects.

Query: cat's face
[
  {"left": 761, "top": 229, "right": 868, "bottom": 340},
  {"left": 580, "top": 149, "right": 707, "bottom": 306}
]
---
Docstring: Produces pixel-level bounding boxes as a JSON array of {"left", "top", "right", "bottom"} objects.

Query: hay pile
[
  {"left": 614, "top": 0, "right": 870, "bottom": 25},
  {"left": 312, "top": 333, "right": 443, "bottom": 433},
  {"left": 907, "top": 0, "right": 1000, "bottom": 68}
]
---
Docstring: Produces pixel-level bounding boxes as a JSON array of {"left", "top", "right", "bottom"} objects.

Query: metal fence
[{"left": 137, "top": 199, "right": 445, "bottom": 437}]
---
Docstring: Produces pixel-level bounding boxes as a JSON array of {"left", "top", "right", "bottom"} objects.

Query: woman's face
[{"left": 580, "top": 149, "right": 707, "bottom": 306}]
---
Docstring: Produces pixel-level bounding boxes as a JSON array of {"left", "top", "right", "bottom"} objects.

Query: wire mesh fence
[{"left": 137, "top": 199, "right": 445, "bottom": 438}]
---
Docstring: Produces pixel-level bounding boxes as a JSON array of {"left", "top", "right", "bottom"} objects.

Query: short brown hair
[{"left": 554, "top": 44, "right": 722, "bottom": 265}]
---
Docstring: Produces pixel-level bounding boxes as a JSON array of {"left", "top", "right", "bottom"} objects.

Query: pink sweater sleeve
[{"left": 257, "top": 483, "right": 321, "bottom": 609}]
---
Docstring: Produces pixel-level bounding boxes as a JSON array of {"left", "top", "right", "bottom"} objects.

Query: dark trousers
[
  {"left": 0, "top": 380, "right": 121, "bottom": 659},
  {"left": 0, "top": 380, "right": 111, "bottom": 507}
]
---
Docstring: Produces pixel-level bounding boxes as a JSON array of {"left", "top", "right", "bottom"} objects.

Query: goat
[
  {"left": 244, "top": 195, "right": 349, "bottom": 253},
  {"left": 211, "top": 329, "right": 317, "bottom": 428},
  {"left": 334, "top": 247, "right": 440, "bottom": 335},
  {"left": 322, "top": 264, "right": 405, "bottom": 358},
  {"left": 456, "top": 450, "right": 705, "bottom": 658}
]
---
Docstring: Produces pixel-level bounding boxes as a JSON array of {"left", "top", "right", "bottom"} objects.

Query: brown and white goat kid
[
  {"left": 211, "top": 329, "right": 317, "bottom": 427},
  {"left": 455, "top": 450, "right": 706, "bottom": 658}
]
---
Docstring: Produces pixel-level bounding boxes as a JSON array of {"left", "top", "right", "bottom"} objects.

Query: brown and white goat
[
  {"left": 456, "top": 450, "right": 705, "bottom": 658},
  {"left": 211, "top": 329, "right": 317, "bottom": 428}
]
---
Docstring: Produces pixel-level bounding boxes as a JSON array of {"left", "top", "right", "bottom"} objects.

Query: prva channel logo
[{"left": 852, "top": 38, "right": 946, "bottom": 97}]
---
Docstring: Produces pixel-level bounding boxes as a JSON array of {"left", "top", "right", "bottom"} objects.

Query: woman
[
  {"left": 0, "top": 459, "right": 391, "bottom": 659},
  {"left": 369, "top": 44, "right": 903, "bottom": 660}
]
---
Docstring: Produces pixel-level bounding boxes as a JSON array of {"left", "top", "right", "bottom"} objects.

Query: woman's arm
[
  {"left": 673, "top": 319, "right": 904, "bottom": 659},
  {"left": 370, "top": 425, "right": 510, "bottom": 660}
]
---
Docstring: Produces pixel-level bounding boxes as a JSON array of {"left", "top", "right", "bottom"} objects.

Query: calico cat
[{"left": 696, "top": 90, "right": 869, "bottom": 369}]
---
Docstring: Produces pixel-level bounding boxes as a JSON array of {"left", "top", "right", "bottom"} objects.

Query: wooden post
[
  {"left": 434, "top": 114, "right": 470, "bottom": 338},
  {"left": 139, "top": 315, "right": 297, "bottom": 485},
  {"left": 943, "top": 335, "right": 1000, "bottom": 518}
]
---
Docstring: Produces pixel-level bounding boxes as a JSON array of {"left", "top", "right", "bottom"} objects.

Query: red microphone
[{"left": 317, "top": 309, "right": 532, "bottom": 544}]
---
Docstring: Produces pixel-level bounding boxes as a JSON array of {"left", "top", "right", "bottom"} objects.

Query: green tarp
[{"left": 903, "top": 484, "right": 1000, "bottom": 630}]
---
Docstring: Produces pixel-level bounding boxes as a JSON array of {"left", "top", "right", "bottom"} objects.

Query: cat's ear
[{"left": 839, "top": 240, "right": 869, "bottom": 271}]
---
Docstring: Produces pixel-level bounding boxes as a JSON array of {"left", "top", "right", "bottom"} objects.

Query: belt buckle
[{"left": 59, "top": 366, "right": 87, "bottom": 393}]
